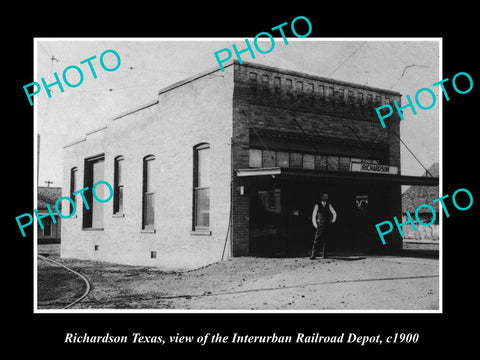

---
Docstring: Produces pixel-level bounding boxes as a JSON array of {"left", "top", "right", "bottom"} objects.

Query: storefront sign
[{"left": 350, "top": 162, "right": 398, "bottom": 175}]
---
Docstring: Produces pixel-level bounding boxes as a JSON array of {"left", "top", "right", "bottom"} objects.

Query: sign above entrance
[{"left": 351, "top": 162, "right": 398, "bottom": 175}]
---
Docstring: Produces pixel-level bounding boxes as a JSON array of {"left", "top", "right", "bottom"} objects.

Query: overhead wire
[
  {"left": 392, "top": 130, "right": 433, "bottom": 177},
  {"left": 328, "top": 42, "right": 367, "bottom": 77},
  {"left": 389, "top": 64, "right": 429, "bottom": 90},
  {"left": 326, "top": 46, "right": 435, "bottom": 175},
  {"left": 386, "top": 64, "right": 434, "bottom": 176}
]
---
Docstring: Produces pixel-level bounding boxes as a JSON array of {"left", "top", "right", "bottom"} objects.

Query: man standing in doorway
[{"left": 310, "top": 193, "right": 337, "bottom": 259}]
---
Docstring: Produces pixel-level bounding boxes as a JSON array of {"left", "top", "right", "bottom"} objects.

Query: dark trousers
[{"left": 311, "top": 223, "right": 329, "bottom": 257}]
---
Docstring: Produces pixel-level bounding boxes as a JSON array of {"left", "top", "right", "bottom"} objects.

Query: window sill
[
  {"left": 112, "top": 213, "right": 125, "bottom": 218},
  {"left": 82, "top": 228, "right": 104, "bottom": 231},
  {"left": 190, "top": 229, "right": 212, "bottom": 236},
  {"left": 141, "top": 228, "right": 156, "bottom": 234}
]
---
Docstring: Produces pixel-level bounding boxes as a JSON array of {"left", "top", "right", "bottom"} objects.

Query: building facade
[
  {"left": 37, "top": 186, "right": 62, "bottom": 243},
  {"left": 402, "top": 163, "right": 439, "bottom": 242},
  {"left": 62, "top": 60, "right": 438, "bottom": 269}
]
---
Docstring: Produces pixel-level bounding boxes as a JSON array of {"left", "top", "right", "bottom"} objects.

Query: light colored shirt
[{"left": 311, "top": 203, "right": 337, "bottom": 228}]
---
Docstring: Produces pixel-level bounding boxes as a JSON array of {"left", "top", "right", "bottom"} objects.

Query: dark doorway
[
  {"left": 250, "top": 185, "right": 286, "bottom": 257},
  {"left": 283, "top": 180, "right": 316, "bottom": 256},
  {"left": 281, "top": 178, "right": 377, "bottom": 255},
  {"left": 248, "top": 176, "right": 395, "bottom": 257}
]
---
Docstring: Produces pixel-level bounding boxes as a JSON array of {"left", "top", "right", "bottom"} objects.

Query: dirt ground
[
  {"left": 37, "top": 256, "right": 87, "bottom": 308},
  {"left": 37, "top": 244, "right": 439, "bottom": 311}
]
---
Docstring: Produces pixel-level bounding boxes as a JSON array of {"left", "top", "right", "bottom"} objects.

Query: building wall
[
  {"left": 389, "top": 184, "right": 403, "bottom": 250},
  {"left": 61, "top": 60, "right": 405, "bottom": 265},
  {"left": 37, "top": 215, "right": 61, "bottom": 243},
  {"left": 231, "top": 61, "right": 403, "bottom": 255},
  {"left": 402, "top": 213, "right": 439, "bottom": 241},
  {"left": 62, "top": 66, "right": 234, "bottom": 269}
]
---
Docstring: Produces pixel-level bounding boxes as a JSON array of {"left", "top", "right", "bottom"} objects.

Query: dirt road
[{"left": 37, "top": 245, "right": 439, "bottom": 311}]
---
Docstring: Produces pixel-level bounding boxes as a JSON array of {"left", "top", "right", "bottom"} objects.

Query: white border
[{"left": 33, "top": 37, "right": 442, "bottom": 314}]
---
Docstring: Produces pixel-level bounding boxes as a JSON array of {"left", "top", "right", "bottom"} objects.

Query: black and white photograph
[
  {"left": 8, "top": 8, "right": 478, "bottom": 354},
  {"left": 33, "top": 39, "right": 441, "bottom": 311}
]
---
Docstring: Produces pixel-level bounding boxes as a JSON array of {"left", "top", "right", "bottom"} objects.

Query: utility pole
[{"left": 45, "top": 180, "right": 53, "bottom": 187}]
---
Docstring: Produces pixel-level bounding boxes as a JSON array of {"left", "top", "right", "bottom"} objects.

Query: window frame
[
  {"left": 69, "top": 167, "right": 78, "bottom": 216},
  {"left": 249, "top": 148, "right": 262, "bottom": 168},
  {"left": 142, "top": 155, "right": 155, "bottom": 231},
  {"left": 43, "top": 217, "right": 52, "bottom": 237},
  {"left": 193, "top": 143, "right": 210, "bottom": 232},
  {"left": 113, "top": 156, "right": 124, "bottom": 216},
  {"left": 82, "top": 154, "right": 105, "bottom": 230}
]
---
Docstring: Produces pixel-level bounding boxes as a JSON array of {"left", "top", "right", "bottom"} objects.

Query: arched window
[
  {"left": 193, "top": 143, "right": 210, "bottom": 230},
  {"left": 69, "top": 167, "right": 78, "bottom": 215},
  {"left": 113, "top": 156, "right": 124, "bottom": 215},
  {"left": 142, "top": 155, "right": 155, "bottom": 230}
]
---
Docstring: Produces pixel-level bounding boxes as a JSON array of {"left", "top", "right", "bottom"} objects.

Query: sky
[{"left": 35, "top": 39, "right": 440, "bottom": 188}]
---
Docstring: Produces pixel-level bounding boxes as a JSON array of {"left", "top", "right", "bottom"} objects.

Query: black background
[{"left": 6, "top": 4, "right": 477, "bottom": 355}]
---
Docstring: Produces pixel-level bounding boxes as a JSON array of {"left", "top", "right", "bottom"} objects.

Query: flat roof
[
  {"left": 236, "top": 60, "right": 402, "bottom": 97},
  {"left": 157, "top": 63, "right": 234, "bottom": 96},
  {"left": 64, "top": 58, "right": 401, "bottom": 149},
  {"left": 155, "top": 59, "right": 401, "bottom": 98}
]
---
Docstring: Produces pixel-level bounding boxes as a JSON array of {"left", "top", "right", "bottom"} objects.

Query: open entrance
[
  {"left": 240, "top": 166, "right": 438, "bottom": 258},
  {"left": 249, "top": 178, "right": 285, "bottom": 257},
  {"left": 248, "top": 176, "right": 392, "bottom": 257}
]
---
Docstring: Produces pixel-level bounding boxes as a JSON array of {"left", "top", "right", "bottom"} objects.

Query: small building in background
[
  {"left": 401, "top": 163, "right": 439, "bottom": 242},
  {"left": 37, "top": 186, "right": 62, "bottom": 243}
]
